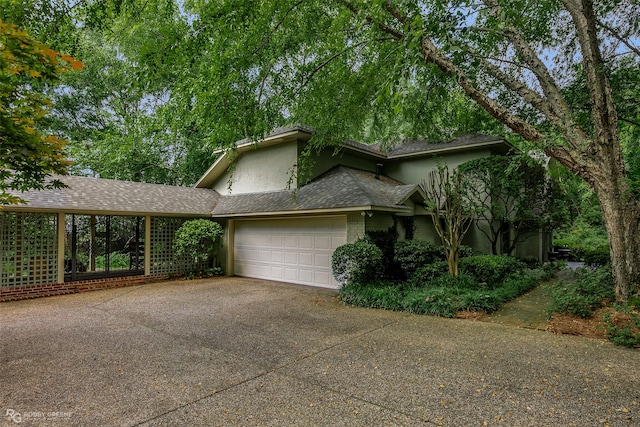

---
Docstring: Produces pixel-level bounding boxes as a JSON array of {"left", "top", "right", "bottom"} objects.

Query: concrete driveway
[{"left": 1, "top": 277, "right": 638, "bottom": 426}]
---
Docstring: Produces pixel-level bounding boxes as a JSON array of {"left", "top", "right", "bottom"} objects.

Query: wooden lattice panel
[
  {"left": 150, "top": 217, "right": 205, "bottom": 274},
  {"left": 0, "top": 213, "right": 58, "bottom": 287}
]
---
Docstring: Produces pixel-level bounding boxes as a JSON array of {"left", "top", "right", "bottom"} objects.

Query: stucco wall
[
  {"left": 384, "top": 149, "right": 492, "bottom": 185},
  {"left": 212, "top": 141, "right": 298, "bottom": 194}
]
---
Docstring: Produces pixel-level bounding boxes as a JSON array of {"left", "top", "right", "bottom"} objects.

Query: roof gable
[{"left": 194, "top": 127, "right": 513, "bottom": 190}]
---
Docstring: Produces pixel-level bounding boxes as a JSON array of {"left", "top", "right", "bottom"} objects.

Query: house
[{"left": 0, "top": 126, "right": 550, "bottom": 301}]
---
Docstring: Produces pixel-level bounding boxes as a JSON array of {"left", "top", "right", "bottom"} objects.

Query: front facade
[{"left": 1, "top": 126, "right": 550, "bottom": 299}]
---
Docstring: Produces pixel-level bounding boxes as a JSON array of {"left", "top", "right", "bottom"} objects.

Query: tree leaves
[{"left": 0, "top": 20, "right": 80, "bottom": 205}]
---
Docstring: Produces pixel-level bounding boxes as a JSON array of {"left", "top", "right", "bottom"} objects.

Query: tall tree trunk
[{"left": 592, "top": 166, "right": 640, "bottom": 303}]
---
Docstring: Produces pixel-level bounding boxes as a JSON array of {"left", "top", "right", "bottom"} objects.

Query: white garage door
[{"left": 234, "top": 216, "right": 347, "bottom": 289}]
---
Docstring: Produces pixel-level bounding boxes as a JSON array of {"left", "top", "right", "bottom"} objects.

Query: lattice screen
[
  {"left": 150, "top": 217, "right": 205, "bottom": 274},
  {"left": 0, "top": 213, "right": 58, "bottom": 287}
]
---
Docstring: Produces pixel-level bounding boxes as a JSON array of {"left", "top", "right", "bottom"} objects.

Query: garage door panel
[
  {"left": 234, "top": 217, "right": 346, "bottom": 289},
  {"left": 298, "top": 252, "right": 313, "bottom": 266}
]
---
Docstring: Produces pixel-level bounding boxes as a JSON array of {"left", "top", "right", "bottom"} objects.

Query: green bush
[
  {"left": 458, "top": 245, "right": 475, "bottom": 258},
  {"left": 583, "top": 247, "right": 611, "bottom": 267},
  {"left": 554, "top": 219, "right": 609, "bottom": 262},
  {"left": 548, "top": 265, "right": 615, "bottom": 318},
  {"left": 173, "top": 219, "right": 223, "bottom": 263},
  {"left": 408, "top": 261, "right": 449, "bottom": 286},
  {"left": 602, "top": 309, "right": 640, "bottom": 348},
  {"left": 339, "top": 266, "right": 548, "bottom": 317},
  {"left": 332, "top": 241, "right": 383, "bottom": 286},
  {"left": 394, "top": 240, "right": 443, "bottom": 278},
  {"left": 459, "top": 255, "right": 525, "bottom": 286}
]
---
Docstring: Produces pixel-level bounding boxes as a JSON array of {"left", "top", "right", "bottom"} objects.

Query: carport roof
[
  {"left": 5, "top": 175, "right": 221, "bottom": 216},
  {"left": 211, "top": 166, "right": 423, "bottom": 217}
]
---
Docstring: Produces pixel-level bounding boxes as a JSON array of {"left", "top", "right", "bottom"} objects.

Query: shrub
[
  {"left": 174, "top": 219, "right": 223, "bottom": 264},
  {"left": 459, "top": 255, "right": 525, "bottom": 286},
  {"left": 408, "top": 261, "right": 449, "bottom": 286},
  {"left": 602, "top": 308, "right": 640, "bottom": 348},
  {"left": 458, "top": 245, "right": 475, "bottom": 258},
  {"left": 583, "top": 246, "right": 611, "bottom": 267},
  {"left": 548, "top": 265, "right": 615, "bottom": 318},
  {"left": 394, "top": 240, "right": 443, "bottom": 278},
  {"left": 332, "top": 241, "right": 383, "bottom": 286}
]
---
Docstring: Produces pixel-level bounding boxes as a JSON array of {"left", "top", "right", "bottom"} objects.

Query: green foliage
[
  {"left": 459, "top": 255, "right": 525, "bottom": 287},
  {"left": 95, "top": 252, "right": 130, "bottom": 270},
  {"left": 394, "top": 240, "right": 443, "bottom": 278},
  {"left": 331, "top": 241, "right": 382, "bottom": 286},
  {"left": 459, "top": 154, "right": 563, "bottom": 255},
  {"left": 408, "top": 261, "right": 449, "bottom": 286},
  {"left": 602, "top": 308, "right": 640, "bottom": 348},
  {"left": 364, "top": 227, "right": 399, "bottom": 279},
  {"left": 0, "top": 20, "right": 80, "bottom": 204},
  {"left": 548, "top": 265, "right": 615, "bottom": 318},
  {"left": 554, "top": 218, "right": 609, "bottom": 262},
  {"left": 339, "top": 256, "right": 547, "bottom": 317},
  {"left": 173, "top": 220, "right": 223, "bottom": 263}
]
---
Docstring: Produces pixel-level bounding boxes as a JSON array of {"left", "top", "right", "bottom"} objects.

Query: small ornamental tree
[
  {"left": 422, "top": 165, "right": 474, "bottom": 277},
  {"left": 0, "top": 20, "right": 82, "bottom": 205},
  {"left": 173, "top": 219, "right": 223, "bottom": 267}
]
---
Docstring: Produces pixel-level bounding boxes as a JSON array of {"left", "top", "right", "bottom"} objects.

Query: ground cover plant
[
  {"left": 546, "top": 265, "right": 640, "bottom": 348},
  {"left": 335, "top": 239, "right": 554, "bottom": 318}
]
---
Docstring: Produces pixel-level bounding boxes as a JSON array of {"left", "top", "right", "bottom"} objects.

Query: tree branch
[{"left": 596, "top": 18, "right": 640, "bottom": 57}]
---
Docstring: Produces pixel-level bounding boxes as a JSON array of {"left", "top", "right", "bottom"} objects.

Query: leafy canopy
[{"left": 0, "top": 20, "right": 81, "bottom": 205}]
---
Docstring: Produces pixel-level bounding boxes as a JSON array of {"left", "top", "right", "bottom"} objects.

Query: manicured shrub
[
  {"left": 408, "top": 261, "right": 449, "bottom": 287},
  {"left": 174, "top": 219, "right": 223, "bottom": 263},
  {"left": 459, "top": 255, "right": 525, "bottom": 286},
  {"left": 394, "top": 240, "right": 443, "bottom": 278},
  {"left": 548, "top": 265, "right": 615, "bottom": 318},
  {"left": 332, "top": 241, "right": 383, "bottom": 286}
]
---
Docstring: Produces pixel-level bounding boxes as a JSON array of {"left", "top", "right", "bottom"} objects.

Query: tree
[
  {"left": 0, "top": 20, "right": 81, "bottom": 205},
  {"left": 458, "top": 154, "right": 562, "bottom": 256},
  {"left": 421, "top": 165, "right": 474, "bottom": 277},
  {"left": 176, "top": 0, "right": 639, "bottom": 302}
]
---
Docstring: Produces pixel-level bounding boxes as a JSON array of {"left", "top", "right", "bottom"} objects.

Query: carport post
[
  {"left": 144, "top": 215, "right": 151, "bottom": 275},
  {"left": 57, "top": 213, "right": 65, "bottom": 283}
]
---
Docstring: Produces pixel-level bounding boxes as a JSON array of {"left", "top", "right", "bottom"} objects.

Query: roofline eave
[{"left": 210, "top": 204, "right": 412, "bottom": 219}]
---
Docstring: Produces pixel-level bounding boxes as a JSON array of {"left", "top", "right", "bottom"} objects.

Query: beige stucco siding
[
  {"left": 384, "top": 149, "right": 492, "bottom": 185},
  {"left": 212, "top": 141, "right": 298, "bottom": 195}
]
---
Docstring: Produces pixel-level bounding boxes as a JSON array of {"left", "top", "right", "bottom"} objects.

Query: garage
[{"left": 233, "top": 216, "right": 347, "bottom": 288}]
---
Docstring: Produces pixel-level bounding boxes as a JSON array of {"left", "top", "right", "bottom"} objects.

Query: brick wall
[{"left": 0, "top": 274, "right": 172, "bottom": 302}]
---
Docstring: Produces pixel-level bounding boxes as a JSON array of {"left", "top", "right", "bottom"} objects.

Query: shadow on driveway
[{"left": 1, "top": 277, "right": 638, "bottom": 426}]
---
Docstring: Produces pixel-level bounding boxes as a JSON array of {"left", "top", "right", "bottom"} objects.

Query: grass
[{"left": 339, "top": 266, "right": 553, "bottom": 318}]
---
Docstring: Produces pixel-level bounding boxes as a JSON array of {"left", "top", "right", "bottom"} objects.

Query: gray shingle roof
[
  {"left": 212, "top": 166, "right": 421, "bottom": 216},
  {"left": 372, "top": 134, "right": 507, "bottom": 157},
  {"left": 7, "top": 175, "right": 220, "bottom": 216}
]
